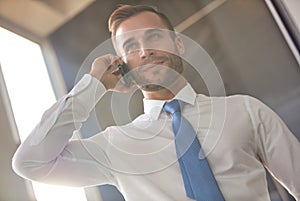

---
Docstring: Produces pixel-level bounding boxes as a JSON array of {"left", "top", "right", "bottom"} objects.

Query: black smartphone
[{"left": 118, "top": 63, "right": 132, "bottom": 86}]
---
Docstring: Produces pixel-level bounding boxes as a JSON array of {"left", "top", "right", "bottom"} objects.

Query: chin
[{"left": 140, "top": 84, "right": 164, "bottom": 92}]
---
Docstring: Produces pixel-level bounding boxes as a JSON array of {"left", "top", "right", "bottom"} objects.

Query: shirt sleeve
[
  {"left": 12, "top": 74, "right": 116, "bottom": 187},
  {"left": 245, "top": 96, "right": 300, "bottom": 200}
]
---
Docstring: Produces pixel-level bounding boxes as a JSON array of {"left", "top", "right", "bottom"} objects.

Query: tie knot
[{"left": 163, "top": 99, "right": 183, "bottom": 115}]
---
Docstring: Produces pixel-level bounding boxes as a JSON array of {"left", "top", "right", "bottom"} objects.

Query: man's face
[{"left": 114, "top": 12, "right": 184, "bottom": 91}]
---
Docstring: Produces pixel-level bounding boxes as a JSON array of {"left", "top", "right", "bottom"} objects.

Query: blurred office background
[{"left": 1, "top": 0, "right": 299, "bottom": 201}]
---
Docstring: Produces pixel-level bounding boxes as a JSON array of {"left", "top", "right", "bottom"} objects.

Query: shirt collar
[{"left": 143, "top": 83, "right": 197, "bottom": 120}]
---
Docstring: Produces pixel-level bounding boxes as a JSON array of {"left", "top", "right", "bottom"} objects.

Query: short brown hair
[{"left": 108, "top": 4, "right": 175, "bottom": 37}]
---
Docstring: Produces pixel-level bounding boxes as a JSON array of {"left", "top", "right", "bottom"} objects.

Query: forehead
[{"left": 115, "top": 11, "right": 168, "bottom": 37}]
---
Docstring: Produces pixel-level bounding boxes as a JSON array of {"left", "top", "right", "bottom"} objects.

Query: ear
[{"left": 174, "top": 35, "right": 185, "bottom": 55}]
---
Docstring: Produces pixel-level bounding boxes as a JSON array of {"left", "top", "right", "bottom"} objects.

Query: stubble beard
[{"left": 133, "top": 53, "right": 184, "bottom": 92}]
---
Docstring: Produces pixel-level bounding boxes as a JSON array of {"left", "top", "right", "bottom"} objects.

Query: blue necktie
[{"left": 163, "top": 100, "right": 224, "bottom": 201}]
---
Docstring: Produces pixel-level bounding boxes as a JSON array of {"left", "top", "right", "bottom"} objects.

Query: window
[{"left": 0, "top": 27, "right": 87, "bottom": 201}]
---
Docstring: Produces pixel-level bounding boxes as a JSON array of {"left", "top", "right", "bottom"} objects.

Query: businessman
[{"left": 13, "top": 4, "right": 299, "bottom": 201}]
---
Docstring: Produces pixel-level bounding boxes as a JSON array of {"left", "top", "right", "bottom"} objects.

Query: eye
[
  {"left": 124, "top": 42, "right": 139, "bottom": 54},
  {"left": 147, "top": 33, "right": 162, "bottom": 42}
]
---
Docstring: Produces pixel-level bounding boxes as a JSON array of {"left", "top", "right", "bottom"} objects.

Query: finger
[{"left": 107, "top": 56, "right": 124, "bottom": 73}]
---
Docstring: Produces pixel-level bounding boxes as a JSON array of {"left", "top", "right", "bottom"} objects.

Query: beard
[{"left": 130, "top": 51, "right": 184, "bottom": 92}]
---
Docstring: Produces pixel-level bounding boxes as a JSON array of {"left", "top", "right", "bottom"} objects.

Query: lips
[{"left": 141, "top": 61, "right": 165, "bottom": 72}]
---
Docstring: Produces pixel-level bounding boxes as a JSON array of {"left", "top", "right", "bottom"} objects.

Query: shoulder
[
  {"left": 195, "top": 93, "right": 261, "bottom": 106},
  {"left": 195, "top": 94, "right": 268, "bottom": 116}
]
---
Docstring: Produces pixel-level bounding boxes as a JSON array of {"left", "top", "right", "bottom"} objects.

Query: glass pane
[{"left": 0, "top": 26, "right": 87, "bottom": 201}]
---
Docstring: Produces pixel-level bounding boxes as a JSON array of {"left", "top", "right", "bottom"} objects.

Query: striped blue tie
[{"left": 163, "top": 99, "right": 224, "bottom": 201}]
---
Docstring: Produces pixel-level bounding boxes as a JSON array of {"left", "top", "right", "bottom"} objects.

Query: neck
[{"left": 142, "top": 77, "right": 187, "bottom": 100}]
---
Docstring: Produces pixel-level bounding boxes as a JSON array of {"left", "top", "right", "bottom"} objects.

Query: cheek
[
  {"left": 156, "top": 38, "right": 179, "bottom": 54},
  {"left": 117, "top": 48, "right": 137, "bottom": 65},
  {"left": 124, "top": 54, "right": 140, "bottom": 69}
]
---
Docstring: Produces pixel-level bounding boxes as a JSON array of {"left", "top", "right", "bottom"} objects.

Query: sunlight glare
[{"left": 0, "top": 26, "right": 87, "bottom": 201}]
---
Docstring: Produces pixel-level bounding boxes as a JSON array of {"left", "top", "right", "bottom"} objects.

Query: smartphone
[{"left": 118, "top": 63, "right": 132, "bottom": 86}]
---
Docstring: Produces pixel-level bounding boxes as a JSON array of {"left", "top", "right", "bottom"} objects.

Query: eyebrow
[
  {"left": 122, "top": 28, "right": 165, "bottom": 49},
  {"left": 144, "top": 28, "right": 164, "bottom": 36}
]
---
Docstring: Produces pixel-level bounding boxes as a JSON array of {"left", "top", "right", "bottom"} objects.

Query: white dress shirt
[{"left": 13, "top": 74, "right": 300, "bottom": 201}]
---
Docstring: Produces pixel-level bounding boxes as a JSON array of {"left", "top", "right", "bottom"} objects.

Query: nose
[{"left": 139, "top": 45, "right": 154, "bottom": 60}]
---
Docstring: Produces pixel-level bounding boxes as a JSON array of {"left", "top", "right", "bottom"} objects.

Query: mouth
[{"left": 142, "top": 61, "right": 165, "bottom": 72}]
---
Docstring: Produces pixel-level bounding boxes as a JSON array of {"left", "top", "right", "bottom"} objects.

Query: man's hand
[{"left": 89, "top": 54, "right": 134, "bottom": 92}]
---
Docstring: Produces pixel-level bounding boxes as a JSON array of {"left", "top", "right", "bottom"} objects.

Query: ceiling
[{"left": 0, "top": 0, "right": 95, "bottom": 38}]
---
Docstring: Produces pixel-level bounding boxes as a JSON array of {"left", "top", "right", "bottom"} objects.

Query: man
[{"left": 12, "top": 5, "right": 299, "bottom": 201}]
